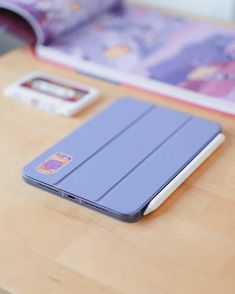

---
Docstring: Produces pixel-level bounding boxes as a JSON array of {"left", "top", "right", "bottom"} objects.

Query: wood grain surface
[{"left": 0, "top": 48, "right": 235, "bottom": 294}]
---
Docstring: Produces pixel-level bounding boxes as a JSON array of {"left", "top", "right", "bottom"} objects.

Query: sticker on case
[{"left": 37, "top": 152, "right": 72, "bottom": 175}]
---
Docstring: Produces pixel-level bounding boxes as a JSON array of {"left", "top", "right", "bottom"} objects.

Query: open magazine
[{"left": 1, "top": 0, "right": 235, "bottom": 115}]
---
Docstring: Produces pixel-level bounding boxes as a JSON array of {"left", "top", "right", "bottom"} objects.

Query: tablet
[{"left": 22, "top": 97, "right": 224, "bottom": 222}]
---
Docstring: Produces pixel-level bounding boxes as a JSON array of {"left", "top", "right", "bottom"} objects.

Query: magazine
[{"left": 1, "top": 0, "right": 235, "bottom": 115}]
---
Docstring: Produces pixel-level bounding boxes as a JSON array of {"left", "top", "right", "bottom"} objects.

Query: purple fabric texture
[{"left": 23, "top": 97, "right": 221, "bottom": 216}]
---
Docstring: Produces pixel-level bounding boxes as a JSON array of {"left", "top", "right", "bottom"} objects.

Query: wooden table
[{"left": 0, "top": 48, "right": 235, "bottom": 294}]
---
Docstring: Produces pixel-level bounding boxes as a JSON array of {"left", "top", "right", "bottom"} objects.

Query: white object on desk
[{"left": 144, "top": 133, "right": 225, "bottom": 215}]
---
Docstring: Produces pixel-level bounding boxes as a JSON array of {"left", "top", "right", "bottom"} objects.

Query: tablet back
[{"left": 23, "top": 97, "right": 222, "bottom": 221}]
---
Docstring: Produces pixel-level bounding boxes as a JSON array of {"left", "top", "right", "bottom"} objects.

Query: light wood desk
[{"left": 0, "top": 48, "right": 235, "bottom": 294}]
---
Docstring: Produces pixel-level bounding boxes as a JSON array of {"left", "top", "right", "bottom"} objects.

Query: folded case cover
[{"left": 23, "top": 97, "right": 224, "bottom": 221}]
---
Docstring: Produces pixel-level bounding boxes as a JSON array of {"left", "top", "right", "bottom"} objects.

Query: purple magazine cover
[
  {"left": 1, "top": 0, "right": 235, "bottom": 109},
  {"left": 47, "top": 5, "right": 235, "bottom": 104},
  {"left": 22, "top": 97, "right": 222, "bottom": 222},
  {"left": 0, "top": 0, "right": 122, "bottom": 43}
]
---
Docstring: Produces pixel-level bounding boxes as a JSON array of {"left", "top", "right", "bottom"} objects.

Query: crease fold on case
[{"left": 22, "top": 97, "right": 225, "bottom": 222}]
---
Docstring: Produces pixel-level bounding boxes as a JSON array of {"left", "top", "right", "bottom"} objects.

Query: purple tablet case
[{"left": 23, "top": 97, "right": 223, "bottom": 222}]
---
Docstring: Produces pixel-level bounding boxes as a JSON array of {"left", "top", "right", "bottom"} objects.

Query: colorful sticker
[{"left": 37, "top": 152, "right": 72, "bottom": 175}]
